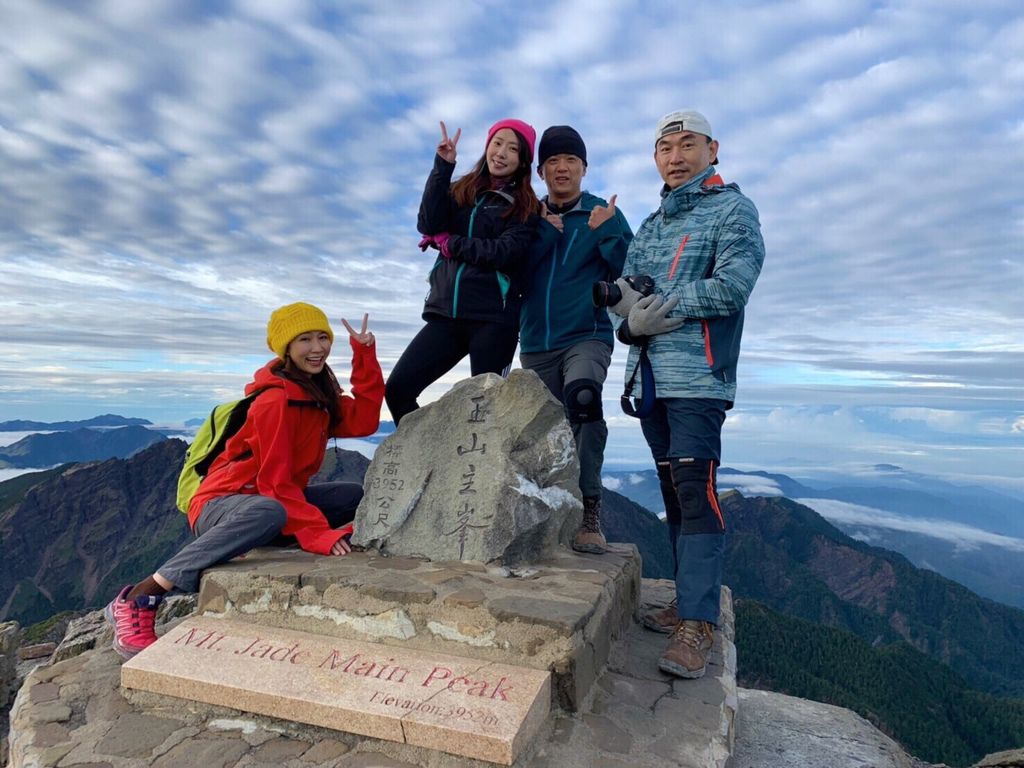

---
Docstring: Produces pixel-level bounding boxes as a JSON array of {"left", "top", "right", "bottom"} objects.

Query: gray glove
[
  {"left": 608, "top": 278, "right": 643, "bottom": 318},
  {"left": 626, "top": 294, "right": 685, "bottom": 337}
]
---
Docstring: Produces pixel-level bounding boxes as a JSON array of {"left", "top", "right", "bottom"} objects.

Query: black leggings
[{"left": 386, "top": 317, "right": 518, "bottom": 424}]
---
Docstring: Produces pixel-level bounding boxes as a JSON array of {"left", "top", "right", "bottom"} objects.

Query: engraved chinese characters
[
  {"left": 351, "top": 370, "right": 583, "bottom": 564},
  {"left": 447, "top": 395, "right": 495, "bottom": 558},
  {"left": 372, "top": 442, "right": 405, "bottom": 528}
]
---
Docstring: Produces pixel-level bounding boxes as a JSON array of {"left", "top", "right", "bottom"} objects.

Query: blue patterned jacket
[{"left": 618, "top": 165, "right": 764, "bottom": 406}]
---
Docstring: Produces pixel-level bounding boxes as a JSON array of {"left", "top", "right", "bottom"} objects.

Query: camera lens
[{"left": 592, "top": 281, "right": 623, "bottom": 307}]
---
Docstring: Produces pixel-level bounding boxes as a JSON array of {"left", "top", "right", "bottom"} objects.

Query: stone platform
[
  {"left": 6, "top": 580, "right": 737, "bottom": 768},
  {"left": 195, "top": 544, "right": 641, "bottom": 712}
]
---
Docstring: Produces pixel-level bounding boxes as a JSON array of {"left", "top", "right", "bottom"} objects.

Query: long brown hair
[
  {"left": 273, "top": 359, "right": 343, "bottom": 431},
  {"left": 451, "top": 129, "right": 539, "bottom": 223}
]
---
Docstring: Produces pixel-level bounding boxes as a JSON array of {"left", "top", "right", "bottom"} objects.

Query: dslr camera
[{"left": 592, "top": 274, "right": 656, "bottom": 308}]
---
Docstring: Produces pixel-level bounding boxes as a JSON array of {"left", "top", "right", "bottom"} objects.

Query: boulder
[
  {"left": 352, "top": 370, "right": 581, "bottom": 565},
  {"left": 975, "top": 748, "right": 1024, "bottom": 767},
  {"left": 16, "top": 643, "right": 55, "bottom": 661},
  {"left": 1, "top": 620, "right": 19, "bottom": 707}
]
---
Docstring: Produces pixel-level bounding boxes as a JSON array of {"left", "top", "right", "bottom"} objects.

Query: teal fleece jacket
[{"left": 519, "top": 191, "right": 632, "bottom": 353}]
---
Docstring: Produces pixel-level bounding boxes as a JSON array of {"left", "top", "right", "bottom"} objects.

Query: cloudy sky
[{"left": 1, "top": 0, "right": 1022, "bottom": 491}]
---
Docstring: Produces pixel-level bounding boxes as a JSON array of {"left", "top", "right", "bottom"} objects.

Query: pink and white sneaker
[{"left": 103, "top": 585, "right": 162, "bottom": 659}]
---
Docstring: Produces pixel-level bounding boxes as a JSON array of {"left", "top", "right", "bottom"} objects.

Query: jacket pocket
[{"left": 703, "top": 311, "right": 745, "bottom": 383}]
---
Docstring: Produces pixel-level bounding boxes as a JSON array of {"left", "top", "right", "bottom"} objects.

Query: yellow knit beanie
[{"left": 266, "top": 302, "right": 334, "bottom": 359}]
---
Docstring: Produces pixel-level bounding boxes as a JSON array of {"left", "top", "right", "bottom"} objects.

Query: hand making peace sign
[
  {"left": 341, "top": 314, "right": 374, "bottom": 347},
  {"left": 437, "top": 121, "right": 462, "bottom": 164}
]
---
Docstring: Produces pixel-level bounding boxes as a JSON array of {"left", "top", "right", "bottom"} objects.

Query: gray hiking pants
[
  {"left": 520, "top": 340, "right": 612, "bottom": 499},
  {"left": 156, "top": 482, "right": 362, "bottom": 593}
]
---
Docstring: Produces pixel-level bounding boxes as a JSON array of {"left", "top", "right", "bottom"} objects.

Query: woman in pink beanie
[{"left": 386, "top": 118, "right": 540, "bottom": 424}]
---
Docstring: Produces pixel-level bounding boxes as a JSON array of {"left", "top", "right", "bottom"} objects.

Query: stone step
[
  {"left": 531, "top": 580, "right": 737, "bottom": 768},
  {"left": 196, "top": 543, "right": 641, "bottom": 712}
]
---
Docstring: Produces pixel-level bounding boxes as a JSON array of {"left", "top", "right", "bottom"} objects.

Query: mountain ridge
[
  {"left": 605, "top": 465, "right": 1024, "bottom": 609},
  {"left": 0, "top": 414, "right": 152, "bottom": 431},
  {"left": 720, "top": 491, "right": 1024, "bottom": 697},
  {"left": 0, "top": 425, "right": 166, "bottom": 469}
]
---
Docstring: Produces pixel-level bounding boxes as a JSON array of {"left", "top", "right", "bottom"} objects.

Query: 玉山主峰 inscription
[{"left": 444, "top": 395, "right": 495, "bottom": 558}]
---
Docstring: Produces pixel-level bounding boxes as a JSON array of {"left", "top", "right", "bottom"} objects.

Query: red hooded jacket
[{"left": 187, "top": 338, "right": 384, "bottom": 554}]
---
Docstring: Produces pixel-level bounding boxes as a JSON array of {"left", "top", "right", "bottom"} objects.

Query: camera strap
[{"left": 620, "top": 339, "right": 656, "bottom": 419}]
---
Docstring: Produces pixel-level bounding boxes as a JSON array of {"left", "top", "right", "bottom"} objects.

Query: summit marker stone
[{"left": 352, "top": 370, "right": 582, "bottom": 564}]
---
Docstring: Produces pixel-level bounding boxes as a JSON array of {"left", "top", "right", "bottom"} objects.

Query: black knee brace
[
  {"left": 563, "top": 378, "right": 603, "bottom": 424},
  {"left": 670, "top": 458, "right": 725, "bottom": 535}
]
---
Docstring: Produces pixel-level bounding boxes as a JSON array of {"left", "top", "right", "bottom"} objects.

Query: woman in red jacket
[{"left": 104, "top": 302, "right": 384, "bottom": 658}]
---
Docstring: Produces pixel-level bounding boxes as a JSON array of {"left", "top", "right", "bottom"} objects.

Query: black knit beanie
[{"left": 538, "top": 125, "right": 587, "bottom": 166}]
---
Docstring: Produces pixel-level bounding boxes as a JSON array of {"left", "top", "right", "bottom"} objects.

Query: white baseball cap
[{"left": 655, "top": 110, "right": 713, "bottom": 144}]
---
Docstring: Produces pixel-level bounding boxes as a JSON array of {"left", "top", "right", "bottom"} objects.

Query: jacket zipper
[
  {"left": 453, "top": 200, "right": 483, "bottom": 318},
  {"left": 452, "top": 264, "right": 467, "bottom": 319},
  {"left": 543, "top": 229, "right": 578, "bottom": 349},
  {"left": 543, "top": 247, "right": 557, "bottom": 349},
  {"left": 667, "top": 234, "right": 689, "bottom": 280},
  {"left": 561, "top": 229, "right": 578, "bottom": 266},
  {"left": 702, "top": 319, "right": 714, "bottom": 366}
]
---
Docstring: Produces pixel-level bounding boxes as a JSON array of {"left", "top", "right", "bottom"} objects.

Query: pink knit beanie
[{"left": 485, "top": 119, "right": 536, "bottom": 162}]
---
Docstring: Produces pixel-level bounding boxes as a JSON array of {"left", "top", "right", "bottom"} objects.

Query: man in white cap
[{"left": 608, "top": 110, "right": 764, "bottom": 679}]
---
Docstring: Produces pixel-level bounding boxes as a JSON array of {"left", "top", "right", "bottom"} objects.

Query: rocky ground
[
  {"left": 4, "top": 580, "right": 736, "bottom": 768},
  {"left": 3, "top": 579, "right": 1020, "bottom": 768},
  {"left": 731, "top": 688, "right": 941, "bottom": 768}
]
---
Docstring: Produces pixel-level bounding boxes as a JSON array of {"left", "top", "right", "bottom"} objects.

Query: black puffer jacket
[{"left": 417, "top": 155, "right": 536, "bottom": 327}]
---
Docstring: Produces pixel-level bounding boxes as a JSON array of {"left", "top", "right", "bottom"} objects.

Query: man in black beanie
[{"left": 519, "top": 125, "right": 633, "bottom": 554}]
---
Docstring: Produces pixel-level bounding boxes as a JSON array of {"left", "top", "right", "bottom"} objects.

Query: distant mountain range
[
  {"left": 0, "top": 439, "right": 369, "bottom": 626},
  {"left": 605, "top": 466, "right": 1024, "bottom": 609},
  {"left": 0, "top": 414, "right": 151, "bottom": 431},
  {"left": 2, "top": 442, "right": 1024, "bottom": 765},
  {"left": 0, "top": 426, "right": 166, "bottom": 469},
  {"left": 719, "top": 492, "right": 1024, "bottom": 698},
  {"left": 8, "top": 444, "right": 1021, "bottom": 697},
  {"left": 610, "top": 488, "right": 1024, "bottom": 764},
  {"left": 607, "top": 465, "right": 1024, "bottom": 535},
  {"left": 0, "top": 440, "right": 190, "bottom": 625},
  {"left": 601, "top": 478, "right": 1024, "bottom": 699}
]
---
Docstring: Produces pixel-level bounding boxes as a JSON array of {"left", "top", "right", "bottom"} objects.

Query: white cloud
[
  {"left": 798, "top": 498, "right": 1024, "bottom": 553},
  {"left": 0, "top": 0, "right": 1021, "bottom": 494},
  {"left": 719, "top": 474, "right": 784, "bottom": 497}
]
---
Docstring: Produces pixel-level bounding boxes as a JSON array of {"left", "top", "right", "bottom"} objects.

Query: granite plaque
[{"left": 122, "top": 616, "right": 550, "bottom": 765}]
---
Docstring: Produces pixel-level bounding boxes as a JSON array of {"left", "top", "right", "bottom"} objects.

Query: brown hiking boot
[
  {"left": 642, "top": 598, "right": 678, "bottom": 634},
  {"left": 572, "top": 496, "right": 608, "bottom": 554},
  {"left": 658, "top": 620, "right": 715, "bottom": 679}
]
